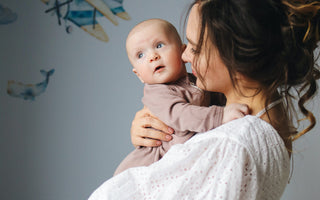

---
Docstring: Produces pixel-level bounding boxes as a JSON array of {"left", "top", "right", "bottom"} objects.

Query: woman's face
[{"left": 182, "top": 4, "right": 232, "bottom": 94}]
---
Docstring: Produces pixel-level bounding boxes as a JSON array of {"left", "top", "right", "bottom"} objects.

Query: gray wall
[{"left": 0, "top": 0, "right": 319, "bottom": 199}]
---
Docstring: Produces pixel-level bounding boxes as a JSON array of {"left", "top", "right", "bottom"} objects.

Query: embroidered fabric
[{"left": 89, "top": 101, "right": 290, "bottom": 200}]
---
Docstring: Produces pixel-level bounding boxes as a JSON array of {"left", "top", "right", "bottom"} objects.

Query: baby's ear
[{"left": 132, "top": 68, "right": 145, "bottom": 83}]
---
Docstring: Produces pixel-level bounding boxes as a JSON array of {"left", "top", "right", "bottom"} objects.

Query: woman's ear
[{"left": 132, "top": 68, "right": 145, "bottom": 83}]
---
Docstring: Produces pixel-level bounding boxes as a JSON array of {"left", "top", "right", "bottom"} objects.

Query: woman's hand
[{"left": 131, "top": 106, "right": 174, "bottom": 147}]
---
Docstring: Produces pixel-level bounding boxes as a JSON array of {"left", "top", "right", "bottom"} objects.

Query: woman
[{"left": 89, "top": 0, "right": 320, "bottom": 199}]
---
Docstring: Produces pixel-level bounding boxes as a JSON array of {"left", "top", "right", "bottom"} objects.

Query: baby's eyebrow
[
  {"left": 151, "top": 39, "right": 160, "bottom": 46},
  {"left": 131, "top": 47, "right": 142, "bottom": 54}
]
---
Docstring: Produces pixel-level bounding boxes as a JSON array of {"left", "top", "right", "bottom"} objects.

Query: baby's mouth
[{"left": 154, "top": 66, "right": 165, "bottom": 72}]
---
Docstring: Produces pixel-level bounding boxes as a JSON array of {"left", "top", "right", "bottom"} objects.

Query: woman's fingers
[
  {"left": 131, "top": 125, "right": 173, "bottom": 147},
  {"left": 131, "top": 107, "right": 174, "bottom": 147},
  {"left": 132, "top": 136, "right": 161, "bottom": 148},
  {"left": 135, "top": 106, "right": 174, "bottom": 136},
  {"left": 139, "top": 107, "right": 174, "bottom": 134},
  {"left": 141, "top": 115, "right": 174, "bottom": 135},
  {"left": 142, "top": 126, "right": 173, "bottom": 141}
]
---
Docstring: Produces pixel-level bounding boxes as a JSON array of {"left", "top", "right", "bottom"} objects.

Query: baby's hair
[
  {"left": 131, "top": 18, "right": 182, "bottom": 45},
  {"left": 189, "top": 0, "right": 320, "bottom": 142}
]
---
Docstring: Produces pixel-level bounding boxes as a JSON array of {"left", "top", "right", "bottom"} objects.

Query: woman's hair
[{"left": 189, "top": 0, "right": 320, "bottom": 141}]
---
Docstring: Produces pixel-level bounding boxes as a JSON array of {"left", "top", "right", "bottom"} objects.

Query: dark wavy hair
[{"left": 188, "top": 0, "right": 320, "bottom": 142}]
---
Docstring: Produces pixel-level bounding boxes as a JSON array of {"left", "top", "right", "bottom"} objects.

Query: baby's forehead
[
  {"left": 130, "top": 20, "right": 169, "bottom": 36},
  {"left": 127, "top": 22, "right": 170, "bottom": 45}
]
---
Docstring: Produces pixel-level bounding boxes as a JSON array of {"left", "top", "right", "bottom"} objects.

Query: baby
[{"left": 114, "top": 19, "right": 248, "bottom": 175}]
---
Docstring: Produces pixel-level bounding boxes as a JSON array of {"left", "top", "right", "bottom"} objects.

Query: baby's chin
[{"left": 145, "top": 71, "right": 184, "bottom": 84}]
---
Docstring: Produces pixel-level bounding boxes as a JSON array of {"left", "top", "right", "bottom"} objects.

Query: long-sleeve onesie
[{"left": 114, "top": 74, "right": 224, "bottom": 176}]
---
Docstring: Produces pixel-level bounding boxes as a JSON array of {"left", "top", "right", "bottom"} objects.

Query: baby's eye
[
  {"left": 138, "top": 52, "right": 144, "bottom": 58},
  {"left": 156, "top": 43, "right": 164, "bottom": 48}
]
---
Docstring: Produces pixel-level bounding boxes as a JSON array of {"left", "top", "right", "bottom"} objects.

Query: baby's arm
[{"left": 142, "top": 84, "right": 248, "bottom": 134}]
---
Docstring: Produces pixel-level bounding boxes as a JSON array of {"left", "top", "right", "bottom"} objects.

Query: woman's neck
[{"left": 225, "top": 89, "right": 268, "bottom": 116}]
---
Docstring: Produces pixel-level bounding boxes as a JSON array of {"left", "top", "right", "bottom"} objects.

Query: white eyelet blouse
[{"left": 89, "top": 113, "right": 290, "bottom": 200}]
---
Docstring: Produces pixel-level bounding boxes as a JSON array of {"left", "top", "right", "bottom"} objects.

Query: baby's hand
[{"left": 222, "top": 103, "right": 249, "bottom": 124}]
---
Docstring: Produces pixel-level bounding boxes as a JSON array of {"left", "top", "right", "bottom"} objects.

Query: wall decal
[
  {"left": 0, "top": 3, "right": 17, "bottom": 25},
  {"left": 7, "top": 69, "right": 55, "bottom": 101},
  {"left": 41, "top": 0, "right": 130, "bottom": 42}
]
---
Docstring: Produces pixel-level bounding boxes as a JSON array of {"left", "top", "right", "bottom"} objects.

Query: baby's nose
[{"left": 149, "top": 54, "right": 160, "bottom": 62}]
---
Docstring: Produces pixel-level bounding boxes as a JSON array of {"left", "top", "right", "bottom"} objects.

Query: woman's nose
[
  {"left": 181, "top": 50, "right": 189, "bottom": 63},
  {"left": 149, "top": 53, "right": 160, "bottom": 62}
]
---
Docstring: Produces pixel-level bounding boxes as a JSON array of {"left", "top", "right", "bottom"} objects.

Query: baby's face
[{"left": 126, "top": 22, "right": 185, "bottom": 84}]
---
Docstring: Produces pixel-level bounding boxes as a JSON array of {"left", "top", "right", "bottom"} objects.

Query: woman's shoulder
[
  {"left": 217, "top": 115, "right": 277, "bottom": 138},
  {"left": 192, "top": 115, "right": 289, "bottom": 160},
  {"left": 217, "top": 116, "right": 283, "bottom": 147}
]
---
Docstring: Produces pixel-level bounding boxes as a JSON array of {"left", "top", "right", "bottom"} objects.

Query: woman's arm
[{"left": 131, "top": 106, "right": 174, "bottom": 147}]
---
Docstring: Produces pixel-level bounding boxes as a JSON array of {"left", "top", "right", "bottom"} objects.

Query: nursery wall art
[{"left": 41, "top": 0, "right": 130, "bottom": 42}]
